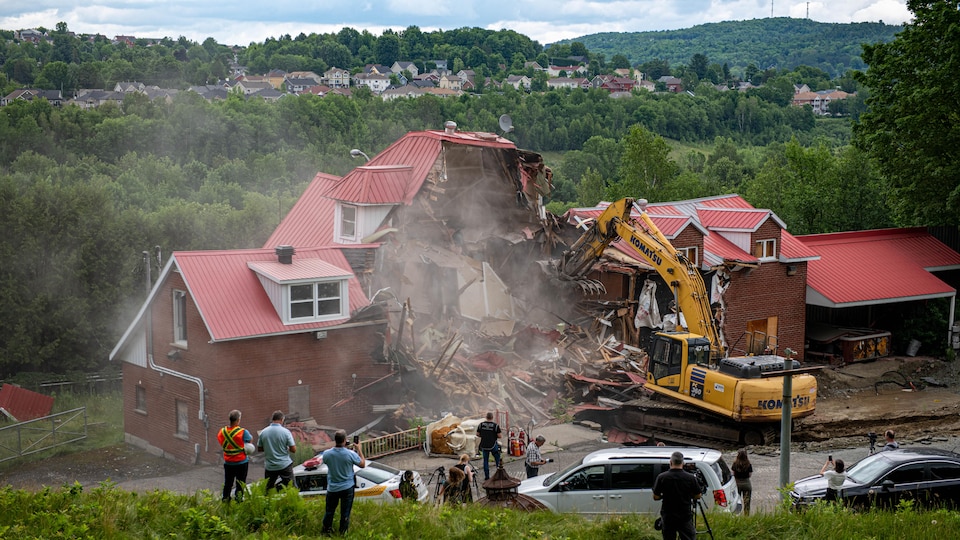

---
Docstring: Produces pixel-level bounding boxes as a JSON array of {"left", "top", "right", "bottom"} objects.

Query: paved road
[
  {"left": 110, "top": 423, "right": 960, "bottom": 515},
  {"left": 372, "top": 424, "right": 960, "bottom": 513}
]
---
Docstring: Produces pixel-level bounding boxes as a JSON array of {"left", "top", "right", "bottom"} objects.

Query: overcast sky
[{"left": 1, "top": 1, "right": 913, "bottom": 47}]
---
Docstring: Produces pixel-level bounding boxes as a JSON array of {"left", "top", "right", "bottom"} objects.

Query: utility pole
[{"left": 779, "top": 348, "right": 795, "bottom": 499}]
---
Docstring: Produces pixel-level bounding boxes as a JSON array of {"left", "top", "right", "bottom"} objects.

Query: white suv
[{"left": 517, "top": 446, "right": 741, "bottom": 515}]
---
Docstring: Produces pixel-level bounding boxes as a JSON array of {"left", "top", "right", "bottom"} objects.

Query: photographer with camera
[
  {"left": 653, "top": 451, "right": 702, "bottom": 540},
  {"left": 525, "top": 435, "right": 552, "bottom": 478},
  {"left": 321, "top": 430, "right": 365, "bottom": 536}
]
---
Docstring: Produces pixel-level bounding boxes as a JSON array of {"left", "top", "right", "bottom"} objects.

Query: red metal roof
[
  {"left": 704, "top": 233, "right": 758, "bottom": 265},
  {"left": 264, "top": 172, "right": 339, "bottom": 249},
  {"left": 780, "top": 231, "right": 819, "bottom": 261},
  {"left": 266, "top": 129, "right": 517, "bottom": 250},
  {"left": 697, "top": 207, "right": 772, "bottom": 231},
  {"left": 797, "top": 228, "right": 960, "bottom": 307},
  {"left": 174, "top": 247, "right": 371, "bottom": 341},
  {"left": 324, "top": 165, "right": 415, "bottom": 204},
  {"left": 345, "top": 129, "right": 514, "bottom": 206},
  {"left": 247, "top": 258, "right": 352, "bottom": 281},
  {"left": 0, "top": 384, "right": 54, "bottom": 421},
  {"left": 697, "top": 194, "right": 753, "bottom": 209}
]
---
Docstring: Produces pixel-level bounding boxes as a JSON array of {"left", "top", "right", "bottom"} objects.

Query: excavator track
[{"left": 613, "top": 393, "right": 779, "bottom": 448}]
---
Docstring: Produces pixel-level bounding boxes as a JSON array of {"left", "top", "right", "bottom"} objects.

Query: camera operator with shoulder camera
[
  {"left": 653, "top": 451, "right": 702, "bottom": 540},
  {"left": 525, "top": 435, "right": 552, "bottom": 479}
]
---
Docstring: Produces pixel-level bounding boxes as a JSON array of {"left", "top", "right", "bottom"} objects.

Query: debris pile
[{"left": 382, "top": 296, "right": 651, "bottom": 432}]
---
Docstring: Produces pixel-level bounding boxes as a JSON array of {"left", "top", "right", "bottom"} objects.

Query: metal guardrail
[
  {"left": 0, "top": 407, "right": 88, "bottom": 463},
  {"left": 359, "top": 426, "right": 425, "bottom": 460}
]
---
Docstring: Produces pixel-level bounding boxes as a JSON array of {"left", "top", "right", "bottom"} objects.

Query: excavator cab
[{"left": 647, "top": 333, "right": 712, "bottom": 391}]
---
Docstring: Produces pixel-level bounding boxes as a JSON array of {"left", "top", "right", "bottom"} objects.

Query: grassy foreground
[{"left": 0, "top": 479, "right": 957, "bottom": 540}]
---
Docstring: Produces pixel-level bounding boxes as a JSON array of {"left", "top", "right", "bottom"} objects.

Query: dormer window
[
  {"left": 248, "top": 255, "right": 351, "bottom": 325},
  {"left": 340, "top": 204, "right": 357, "bottom": 240},
  {"left": 290, "top": 280, "right": 345, "bottom": 321},
  {"left": 677, "top": 247, "right": 699, "bottom": 266},
  {"left": 755, "top": 238, "right": 777, "bottom": 260}
]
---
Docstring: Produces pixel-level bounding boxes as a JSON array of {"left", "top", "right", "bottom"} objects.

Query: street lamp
[{"left": 350, "top": 149, "right": 370, "bottom": 162}]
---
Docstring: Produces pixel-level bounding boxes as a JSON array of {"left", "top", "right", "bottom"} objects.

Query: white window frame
[
  {"left": 755, "top": 238, "right": 777, "bottom": 260},
  {"left": 173, "top": 290, "right": 188, "bottom": 346},
  {"left": 286, "top": 279, "right": 348, "bottom": 323},
  {"left": 677, "top": 246, "right": 699, "bottom": 267},
  {"left": 135, "top": 385, "right": 147, "bottom": 414},
  {"left": 339, "top": 204, "right": 358, "bottom": 241},
  {"left": 175, "top": 400, "right": 188, "bottom": 437}
]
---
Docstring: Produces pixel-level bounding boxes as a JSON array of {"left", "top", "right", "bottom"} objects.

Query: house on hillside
[
  {"left": 657, "top": 76, "right": 683, "bottom": 92},
  {"left": 354, "top": 72, "right": 391, "bottom": 94},
  {"left": 0, "top": 89, "right": 64, "bottom": 107},
  {"left": 438, "top": 74, "right": 463, "bottom": 91},
  {"left": 288, "top": 71, "right": 323, "bottom": 85},
  {"left": 266, "top": 69, "right": 287, "bottom": 89},
  {"left": 547, "top": 64, "right": 586, "bottom": 77},
  {"left": 504, "top": 75, "right": 531, "bottom": 90},
  {"left": 792, "top": 89, "right": 851, "bottom": 115},
  {"left": 391, "top": 61, "right": 419, "bottom": 77},
  {"left": 323, "top": 67, "right": 352, "bottom": 89},
  {"left": 110, "top": 245, "right": 395, "bottom": 465}
]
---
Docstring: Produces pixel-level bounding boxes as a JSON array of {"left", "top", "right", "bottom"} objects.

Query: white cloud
[{"left": 0, "top": 0, "right": 913, "bottom": 46}]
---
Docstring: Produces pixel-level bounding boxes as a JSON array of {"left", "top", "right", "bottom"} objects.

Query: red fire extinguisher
[
  {"left": 518, "top": 427, "right": 527, "bottom": 456},
  {"left": 508, "top": 427, "right": 520, "bottom": 457}
]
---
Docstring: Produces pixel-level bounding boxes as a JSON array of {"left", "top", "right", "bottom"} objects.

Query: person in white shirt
[
  {"left": 524, "top": 435, "right": 550, "bottom": 478},
  {"left": 820, "top": 457, "right": 846, "bottom": 502}
]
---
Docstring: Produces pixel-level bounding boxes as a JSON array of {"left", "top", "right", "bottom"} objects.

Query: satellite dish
[{"left": 498, "top": 114, "right": 514, "bottom": 134}]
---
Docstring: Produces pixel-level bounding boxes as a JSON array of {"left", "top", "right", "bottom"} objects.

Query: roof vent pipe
[
  {"left": 275, "top": 245, "right": 295, "bottom": 264},
  {"left": 444, "top": 121, "right": 457, "bottom": 134}
]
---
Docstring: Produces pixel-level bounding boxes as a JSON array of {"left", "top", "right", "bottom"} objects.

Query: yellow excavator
[{"left": 558, "top": 198, "right": 817, "bottom": 445}]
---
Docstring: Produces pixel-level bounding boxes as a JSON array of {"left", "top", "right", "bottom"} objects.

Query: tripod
[
  {"left": 427, "top": 466, "right": 447, "bottom": 501},
  {"left": 695, "top": 498, "right": 714, "bottom": 540}
]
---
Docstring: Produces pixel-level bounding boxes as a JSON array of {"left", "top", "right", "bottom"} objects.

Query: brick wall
[
  {"left": 722, "top": 261, "right": 807, "bottom": 359},
  {"left": 123, "top": 272, "right": 392, "bottom": 465}
]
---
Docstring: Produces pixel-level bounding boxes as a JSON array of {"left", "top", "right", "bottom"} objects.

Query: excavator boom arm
[{"left": 559, "top": 198, "right": 725, "bottom": 358}]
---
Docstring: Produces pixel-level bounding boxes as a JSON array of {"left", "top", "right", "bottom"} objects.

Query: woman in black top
[
  {"left": 454, "top": 453, "right": 474, "bottom": 502},
  {"left": 731, "top": 449, "right": 754, "bottom": 515}
]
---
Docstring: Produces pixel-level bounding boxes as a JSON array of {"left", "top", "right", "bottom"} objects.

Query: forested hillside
[{"left": 565, "top": 17, "right": 901, "bottom": 77}]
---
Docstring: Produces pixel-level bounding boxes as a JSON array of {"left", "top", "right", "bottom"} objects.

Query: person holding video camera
[
  {"left": 525, "top": 435, "right": 552, "bottom": 478},
  {"left": 321, "top": 430, "right": 366, "bottom": 536},
  {"left": 653, "top": 451, "right": 702, "bottom": 540}
]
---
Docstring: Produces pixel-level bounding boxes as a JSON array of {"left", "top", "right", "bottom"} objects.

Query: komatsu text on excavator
[{"left": 558, "top": 198, "right": 818, "bottom": 445}]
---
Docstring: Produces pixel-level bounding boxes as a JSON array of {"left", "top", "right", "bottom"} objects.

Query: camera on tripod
[{"left": 867, "top": 431, "right": 878, "bottom": 453}]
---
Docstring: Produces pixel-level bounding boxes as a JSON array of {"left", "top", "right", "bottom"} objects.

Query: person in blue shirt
[
  {"left": 257, "top": 410, "right": 297, "bottom": 492},
  {"left": 321, "top": 430, "right": 366, "bottom": 535}
]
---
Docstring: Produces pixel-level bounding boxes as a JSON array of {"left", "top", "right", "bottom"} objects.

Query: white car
[
  {"left": 293, "top": 456, "right": 430, "bottom": 503},
  {"left": 517, "top": 446, "right": 741, "bottom": 515}
]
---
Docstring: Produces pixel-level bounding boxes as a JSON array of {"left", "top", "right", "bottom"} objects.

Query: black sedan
[{"left": 790, "top": 448, "right": 960, "bottom": 510}]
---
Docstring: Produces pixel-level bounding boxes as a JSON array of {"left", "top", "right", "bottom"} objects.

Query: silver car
[
  {"left": 293, "top": 457, "right": 430, "bottom": 503},
  {"left": 516, "top": 446, "right": 741, "bottom": 515}
]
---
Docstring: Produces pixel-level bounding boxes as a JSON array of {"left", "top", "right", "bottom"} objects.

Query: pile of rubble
[{"left": 384, "top": 296, "right": 652, "bottom": 432}]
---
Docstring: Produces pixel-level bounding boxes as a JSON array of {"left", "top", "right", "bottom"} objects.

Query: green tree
[
  {"left": 854, "top": 0, "right": 960, "bottom": 226},
  {"left": 576, "top": 167, "right": 606, "bottom": 206},
  {"left": 375, "top": 33, "right": 401, "bottom": 66},
  {"left": 610, "top": 54, "right": 631, "bottom": 70},
  {"left": 608, "top": 125, "right": 679, "bottom": 202}
]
